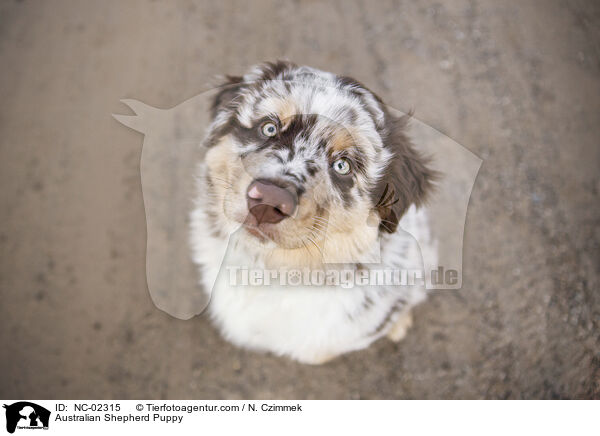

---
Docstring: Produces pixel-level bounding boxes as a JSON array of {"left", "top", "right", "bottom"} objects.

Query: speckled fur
[{"left": 190, "top": 61, "right": 435, "bottom": 363}]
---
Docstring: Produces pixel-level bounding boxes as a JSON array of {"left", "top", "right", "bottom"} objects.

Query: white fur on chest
[{"left": 190, "top": 202, "right": 431, "bottom": 364}]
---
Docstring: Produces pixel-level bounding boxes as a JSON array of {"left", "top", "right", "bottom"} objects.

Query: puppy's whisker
[
  {"left": 311, "top": 217, "right": 328, "bottom": 225},
  {"left": 311, "top": 217, "right": 333, "bottom": 230},
  {"left": 321, "top": 208, "right": 347, "bottom": 228},
  {"left": 208, "top": 181, "right": 234, "bottom": 188},
  {"left": 208, "top": 184, "right": 235, "bottom": 193},
  {"left": 378, "top": 198, "right": 399, "bottom": 208},
  {"left": 312, "top": 214, "right": 345, "bottom": 234},
  {"left": 311, "top": 224, "right": 328, "bottom": 232},
  {"left": 305, "top": 235, "right": 324, "bottom": 258},
  {"left": 299, "top": 239, "right": 315, "bottom": 259},
  {"left": 304, "top": 226, "right": 326, "bottom": 240}
]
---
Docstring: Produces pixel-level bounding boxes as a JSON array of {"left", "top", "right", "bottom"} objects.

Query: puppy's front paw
[
  {"left": 296, "top": 351, "right": 338, "bottom": 365},
  {"left": 386, "top": 310, "right": 413, "bottom": 342}
]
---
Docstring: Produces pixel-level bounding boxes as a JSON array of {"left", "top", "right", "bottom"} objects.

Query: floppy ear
[
  {"left": 210, "top": 75, "right": 244, "bottom": 119},
  {"left": 375, "top": 114, "right": 436, "bottom": 233}
]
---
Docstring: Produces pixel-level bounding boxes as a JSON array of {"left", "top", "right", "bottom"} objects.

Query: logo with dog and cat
[{"left": 2, "top": 402, "right": 50, "bottom": 434}]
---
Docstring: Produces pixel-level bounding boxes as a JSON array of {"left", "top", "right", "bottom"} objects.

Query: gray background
[{"left": 0, "top": 0, "right": 598, "bottom": 399}]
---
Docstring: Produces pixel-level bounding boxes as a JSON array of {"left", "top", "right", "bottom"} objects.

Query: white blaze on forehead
[
  {"left": 285, "top": 84, "right": 358, "bottom": 125},
  {"left": 287, "top": 68, "right": 386, "bottom": 129},
  {"left": 308, "top": 87, "right": 353, "bottom": 119},
  {"left": 237, "top": 79, "right": 376, "bottom": 127},
  {"left": 232, "top": 64, "right": 388, "bottom": 130},
  {"left": 283, "top": 135, "right": 315, "bottom": 174}
]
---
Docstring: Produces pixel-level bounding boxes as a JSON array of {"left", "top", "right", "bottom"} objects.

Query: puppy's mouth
[
  {"left": 242, "top": 217, "right": 278, "bottom": 242},
  {"left": 242, "top": 204, "right": 293, "bottom": 243}
]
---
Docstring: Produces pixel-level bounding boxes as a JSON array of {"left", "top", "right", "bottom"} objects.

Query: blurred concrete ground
[{"left": 0, "top": 0, "right": 598, "bottom": 399}]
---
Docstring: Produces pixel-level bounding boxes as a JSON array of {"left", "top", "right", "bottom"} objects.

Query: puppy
[{"left": 190, "top": 61, "right": 435, "bottom": 364}]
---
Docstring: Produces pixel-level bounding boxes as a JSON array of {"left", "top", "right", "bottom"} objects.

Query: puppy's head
[{"left": 202, "top": 61, "right": 434, "bottom": 267}]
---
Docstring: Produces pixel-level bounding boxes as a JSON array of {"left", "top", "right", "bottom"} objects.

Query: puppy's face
[{"left": 202, "top": 62, "right": 433, "bottom": 267}]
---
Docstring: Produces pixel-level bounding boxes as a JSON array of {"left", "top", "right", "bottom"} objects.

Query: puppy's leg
[
  {"left": 386, "top": 310, "right": 413, "bottom": 342},
  {"left": 302, "top": 353, "right": 337, "bottom": 365}
]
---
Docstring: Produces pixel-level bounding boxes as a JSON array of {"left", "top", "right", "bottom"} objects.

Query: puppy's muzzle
[{"left": 246, "top": 179, "right": 297, "bottom": 225}]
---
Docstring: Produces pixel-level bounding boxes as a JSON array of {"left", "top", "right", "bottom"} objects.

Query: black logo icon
[{"left": 3, "top": 402, "right": 50, "bottom": 433}]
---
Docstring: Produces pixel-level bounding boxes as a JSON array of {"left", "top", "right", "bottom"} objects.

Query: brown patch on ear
[
  {"left": 374, "top": 114, "right": 437, "bottom": 233},
  {"left": 211, "top": 75, "right": 244, "bottom": 118}
]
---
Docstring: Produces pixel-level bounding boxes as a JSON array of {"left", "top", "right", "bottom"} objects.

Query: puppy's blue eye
[
  {"left": 332, "top": 158, "right": 351, "bottom": 175},
  {"left": 261, "top": 122, "right": 278, "bottom": 137}
]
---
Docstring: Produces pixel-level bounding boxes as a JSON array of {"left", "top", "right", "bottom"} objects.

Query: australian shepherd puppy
[{"left": 190, "top": 61, "right": 435, "bottom": 364}]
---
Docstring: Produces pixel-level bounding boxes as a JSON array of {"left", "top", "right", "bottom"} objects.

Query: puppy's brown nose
[{"left": 246, "top": 179, "right": 296, "bottom": 225}]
